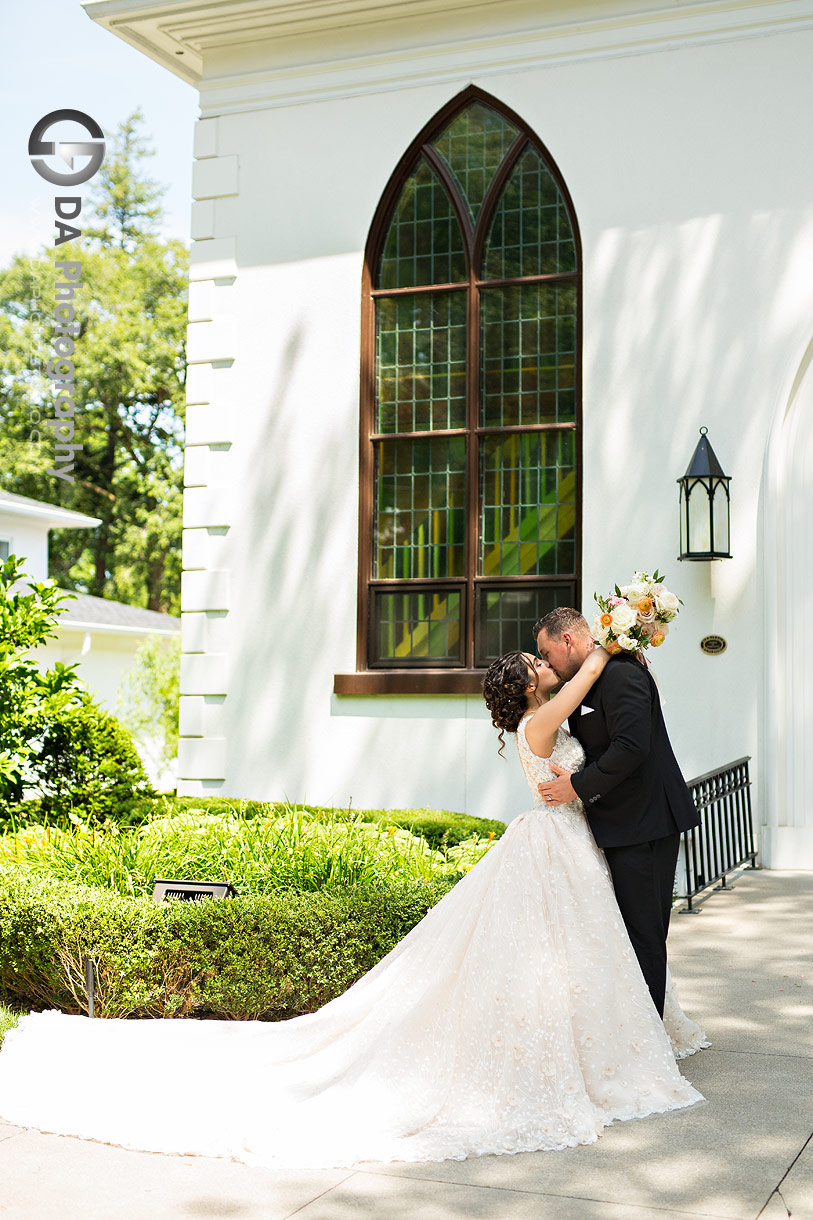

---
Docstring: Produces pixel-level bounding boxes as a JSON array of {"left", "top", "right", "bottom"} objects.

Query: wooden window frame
[{"left": 334, "top": 86, "right": 582, "bottom": 697}]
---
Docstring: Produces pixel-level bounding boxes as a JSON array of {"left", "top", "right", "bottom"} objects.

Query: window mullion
[{"left": 466, "top": 272, "right": 479, "bottom": 670}]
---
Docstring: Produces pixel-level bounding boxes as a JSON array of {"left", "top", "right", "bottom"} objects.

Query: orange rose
[
  {"left": 650, "top": 630, "right": 665, "bottom": 647},
  {"left": 606, "top": 640, "right": 623, "bottom": 655},
  {"left": 600, "top": 613, "right": 613, "bottom": 627},
  {"left": 637, "top": 597, "right": 653, "bottom": 615}
]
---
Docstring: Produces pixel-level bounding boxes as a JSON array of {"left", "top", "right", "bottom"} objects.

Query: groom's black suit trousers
[
  {"left": 602, "top": 832, "right": 681, "bottom": 1018},
  {"left": 568, "top": 654, "right": 699, "bottom": 1020}
]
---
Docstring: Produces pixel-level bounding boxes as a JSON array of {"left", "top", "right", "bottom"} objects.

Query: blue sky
[{"left": 1, "top": 0, "right": 199, "bottom": 264}]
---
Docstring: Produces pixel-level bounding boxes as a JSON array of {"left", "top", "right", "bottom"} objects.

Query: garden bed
[{"left": 0, "top": 802, "right": 505, "bottom": 1020}]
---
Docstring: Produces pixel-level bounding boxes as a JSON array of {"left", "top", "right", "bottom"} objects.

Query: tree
[
  {"left": 0, "top": 557, "right": 83, "bottom": 803},
  {"left": 0, "top": 109, "right": 187, "bottom": 614},
  {"left": 116, "top": 632, "right": 181, "bottom": 784},
  {"left": 0, "top": 554, "right": 154, "bottom": 815}
]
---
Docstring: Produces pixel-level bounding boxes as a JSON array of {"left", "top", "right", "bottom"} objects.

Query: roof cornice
[
  {"left": 82, "top": 0, "right": 813, "bottom": 104},
  {"left": 81, "top": 0, "right": 514, "bottom": 83}
]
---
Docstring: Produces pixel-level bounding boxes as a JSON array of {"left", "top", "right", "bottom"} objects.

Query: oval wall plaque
[{"left": 700, "top": 634, "right": 727, "bottom": 656}]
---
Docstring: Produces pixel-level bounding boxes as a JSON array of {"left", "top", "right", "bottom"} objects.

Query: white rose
[
  {"left": 655, "top": 589, "right": 680, "bottom": 619},
  {"left": 616, "top": 633, "right": 637, "bottom": 651},
  {"left": 592, "top": 614, "right": 610, "bottom": 642},
  {"left": 619, "top": 583, "right": 647, "bottom": 605},
  {"left": 610, "top": 603, "right": 638, "bottom": 633}
]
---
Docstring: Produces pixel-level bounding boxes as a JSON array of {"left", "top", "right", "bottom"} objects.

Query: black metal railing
[{"left": 679, "top": 757, "right": 756, "bottom": 911}]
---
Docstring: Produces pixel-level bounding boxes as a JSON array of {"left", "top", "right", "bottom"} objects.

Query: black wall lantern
[{"left": 678, "top": 427, "right": 731, "bottom": 560}]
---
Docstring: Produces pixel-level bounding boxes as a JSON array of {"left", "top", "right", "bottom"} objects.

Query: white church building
[{"left": 85, "top": 0, "right": 813, "bottom": 867}]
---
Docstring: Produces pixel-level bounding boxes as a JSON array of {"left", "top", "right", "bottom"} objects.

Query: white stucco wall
[
  {"left": 176, "top": 7, "right": 813, "bottom": 859},
  {"left": 0, "top": 518, "right": 49, "bottom": 582}
]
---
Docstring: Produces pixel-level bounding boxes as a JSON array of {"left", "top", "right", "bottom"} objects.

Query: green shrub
[
  {"left": 300, "top": 804, "right": 506, "bottom": 850},
  {"left": 60, "top": 794, "right": 507, "bottom": 848},
  {"left": 1, "top": 795, "right": 506, "bottom": 849},
  {"left": 33, "top": 697, "right": 156, "bottom": 819},
  {"left": 0, "top": 804, "right": 497, "bottom": 897},
  {"left": 0, "top": 554, "right": 156, "bottom": 819},
  {"left": 0, "top": 555, "right": 86, "bottom": 807},
  {"left": 0, "top": 865, "right": 454, "bottom": 1020},
  {"left": 0, "top": 1002, "right": 19, "bottom": 1047}
]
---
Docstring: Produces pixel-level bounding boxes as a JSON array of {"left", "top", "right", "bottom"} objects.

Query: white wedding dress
[{"left": 0, "top": 722, "right": 708, "bottom": 1167}]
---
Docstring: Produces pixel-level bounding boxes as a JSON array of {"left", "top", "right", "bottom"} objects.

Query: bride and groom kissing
[
  {"left": 533, "top": 604, "right": 701, "bottom": 1020},
  {"left": 0, "top": 603, "right": 708, "bottom": 1168}
]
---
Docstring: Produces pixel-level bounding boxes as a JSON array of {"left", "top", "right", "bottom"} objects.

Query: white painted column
[
  {"left": 760, "top": 338, "right": 813, "bottom": 868},
  {"left": 178, "top": 116, "right": 239, "bottom": 794}
]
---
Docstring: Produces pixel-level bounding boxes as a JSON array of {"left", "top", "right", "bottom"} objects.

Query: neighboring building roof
[
  {"left": 0, "top": 489, "right": 101, "bottom": 530},
  {"left": 57, "top": 590, "right": 181, "bottom": 637}
]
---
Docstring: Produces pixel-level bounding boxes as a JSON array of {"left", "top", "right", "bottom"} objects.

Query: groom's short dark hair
[{"left": 533, "top": 606, "right": 590, "bottom": 641}]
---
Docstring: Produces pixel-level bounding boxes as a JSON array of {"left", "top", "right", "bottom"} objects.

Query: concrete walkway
[{"left": 0, "top": 869, "right": 811, "bottom": 1220}]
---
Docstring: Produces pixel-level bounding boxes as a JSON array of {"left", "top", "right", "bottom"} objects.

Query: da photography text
[{"left": 28, "top": 109, "right": 106, "bottom": 484}]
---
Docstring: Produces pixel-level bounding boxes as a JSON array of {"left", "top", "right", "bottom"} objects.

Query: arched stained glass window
[{"left": 349, "top": 88, "right": 581, "bottom": 694}]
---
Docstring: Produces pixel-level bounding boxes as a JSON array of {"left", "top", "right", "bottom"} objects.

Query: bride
[{"left": 0, "top": 646, "right": 707, "bottom": 1168}]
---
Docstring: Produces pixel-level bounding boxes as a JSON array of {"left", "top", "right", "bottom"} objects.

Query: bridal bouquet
[{"left": 592, "top": 569, "right": 680, "bottom": 654}]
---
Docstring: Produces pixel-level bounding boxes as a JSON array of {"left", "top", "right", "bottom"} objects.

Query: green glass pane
[
  {"left": 430, "top": 102, "right": 518, "bottom": 224},
  {"left": 374, "top": 589, "right": 462, "bottom": 664},
  {"left": 480, "top": 283, "right": 576, "bottom": 427},
  {"left": 475, "top": 584, "right": 574, "bottom": 667},
  {"left": 375, "top": 436, "right": 466, "bottom": 579},
  {"left": 378, "top": 159, "right": 467, "bottom": 289},
  {"left": 479, "top": 432, "right": 576, "bottom": 577},
  {"left": 376, "top": 293, "right": 467, "bottom": 433},
  {"left": 483, "top": 145, "right": 576, "bottom": 279}
]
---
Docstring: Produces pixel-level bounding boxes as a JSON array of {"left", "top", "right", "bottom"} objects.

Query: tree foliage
[
  {"left": 0, "top": 109, "right": 187, "bottom": 614},
  {"left": 0, "top": 556, "right": 83, "bottom": 803},
  {"left": 116, "top": 632, "right": 181, "bottom": 777},
  {"left": 0, "top": 554, "right": 154, "bottom": 816}
]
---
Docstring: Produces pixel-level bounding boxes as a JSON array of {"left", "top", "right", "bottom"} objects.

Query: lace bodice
[{"left": 516, "top": 718, "right": 586, "bottom": 816}]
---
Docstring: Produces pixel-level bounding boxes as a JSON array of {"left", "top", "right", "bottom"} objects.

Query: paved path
[{"left": 0, "top": 869, "right": 811, "bottom": 1220}]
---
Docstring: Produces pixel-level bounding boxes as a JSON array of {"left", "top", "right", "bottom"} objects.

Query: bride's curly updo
[{"left": 482, "top": 651, "right": 537, "bottom": 755}]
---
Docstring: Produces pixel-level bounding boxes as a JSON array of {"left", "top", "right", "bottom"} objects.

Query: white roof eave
[
  {"left": 0, "top": 500, "right": 101, "bottom": 530},
  {"left": 54, "top": 621, "right": 181, "bottom": 638}
]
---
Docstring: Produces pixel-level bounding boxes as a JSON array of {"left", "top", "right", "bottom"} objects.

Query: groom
[{"left": 534, "top": 606, "right": 699, "bottom": 1018}]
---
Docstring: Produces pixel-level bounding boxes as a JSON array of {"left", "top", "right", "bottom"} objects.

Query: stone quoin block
[
  {"left": 179, "top": 695, "right": 205, "bottom": 737},
  {"left": 189, "top": 238, "right": 237, "bottom": 281},
  {"left": 192, "top": 155, "right": 239, "bottom": 201},
  {"left": 180, "top": 651, "right": 229, "bottom": 696},
  {"left": 178, "top": 736, "right": 226, "bottom": 780},
  {"left": 193, "top": 117, "right": 218, "bottom": 160},
  {"left": 181, "top": 568, "right": 230, "bottom": 612}
]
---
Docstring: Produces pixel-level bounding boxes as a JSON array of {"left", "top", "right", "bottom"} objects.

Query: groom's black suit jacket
[{"left": 568, "top": 653, "right": 699, "bottom": 849}]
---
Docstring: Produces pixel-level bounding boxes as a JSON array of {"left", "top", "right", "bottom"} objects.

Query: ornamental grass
[{"left": 0, "top": 801, "right": 501, "bottom": 897}]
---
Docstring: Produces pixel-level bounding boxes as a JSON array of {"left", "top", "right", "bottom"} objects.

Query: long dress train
[{"left": 0, "top": 722, "right": 707, "bottom": 1167}]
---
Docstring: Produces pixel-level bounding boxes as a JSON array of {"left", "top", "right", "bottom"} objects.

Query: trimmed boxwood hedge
[
  {"left": 0, "top": 864, "right": 456, "bottom": 1020},
  {"left": 1, "top": 796, "right": 507, "bottom": 850}
]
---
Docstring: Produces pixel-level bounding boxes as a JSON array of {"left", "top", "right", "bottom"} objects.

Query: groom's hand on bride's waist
[{"left": 538, "top": 764, "right": 576, "bottom": 807}]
